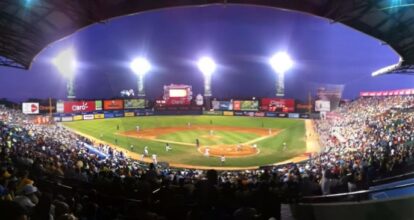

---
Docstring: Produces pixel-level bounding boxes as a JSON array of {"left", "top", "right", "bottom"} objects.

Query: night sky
[{"left": 0, "top": 5, "right": 412, "bottom": 102}]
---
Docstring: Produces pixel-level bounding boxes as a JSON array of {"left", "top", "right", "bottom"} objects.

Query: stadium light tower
[
  {"left": 130, "top": 57, "right": 151, "bottom": 97},
  {"left": 52, "top": 48, "right": 77, "bottom": 99},
  {"left": 197, "top": 57, "right": 216, "bottom": 97},
  {"left": 269, "top": 52, "right": 293, "bottom": 97}
]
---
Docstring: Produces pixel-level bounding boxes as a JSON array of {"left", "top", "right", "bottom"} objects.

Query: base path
[
  {"left": 120, "top": 125, "right": 280, "bottom": 158},
  {"left": 271, "top": 120, "right": 321, "bottom": 165}
]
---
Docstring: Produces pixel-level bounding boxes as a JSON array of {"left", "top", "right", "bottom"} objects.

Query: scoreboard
[{"left": 163, "top": 84, "right": 192, "bottom": 106}]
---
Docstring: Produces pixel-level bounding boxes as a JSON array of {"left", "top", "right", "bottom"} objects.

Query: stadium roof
[{"left": 1, "top": 0, "right": 414, "bottom": 75}]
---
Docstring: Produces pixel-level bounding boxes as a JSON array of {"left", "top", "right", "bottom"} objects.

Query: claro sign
[{"left": 57, "top": 101, "right": 102, "bottom": 113}]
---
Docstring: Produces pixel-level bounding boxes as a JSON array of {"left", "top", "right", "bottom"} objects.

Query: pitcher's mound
[{"left": 199, "top": 145, "right": 259, "bottom": 158}]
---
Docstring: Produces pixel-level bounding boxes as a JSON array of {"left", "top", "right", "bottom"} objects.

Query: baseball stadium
[{"left": 1, "top": 1, "right": 414, "bottom": 220}]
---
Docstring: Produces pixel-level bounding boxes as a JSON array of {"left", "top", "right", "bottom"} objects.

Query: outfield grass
[{"left": 63, "top": 116, "right": 306, "bottom": 167}]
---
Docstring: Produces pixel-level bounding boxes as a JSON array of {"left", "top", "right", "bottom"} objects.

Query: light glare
[
  {"left": 130, "top": 57, "right": 151, "bottom": 75},
  {"left": 198, "top": 57, "right": 216, "bottom": 76},
  {"left": 269, "top": 52, "right": 293, "bottom": 74},
  {"left": 52, "top": 48, "right": 77, "bottom": 78}
]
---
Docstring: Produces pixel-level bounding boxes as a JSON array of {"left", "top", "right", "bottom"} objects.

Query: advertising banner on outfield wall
[
  {"left": 83, "top": 115, "right": 94, "bottom": 120},
  {"left": 223, "top": 111, "right": 234, "bottom": 116},
  {"left": 288, "top": 113, "right": 300, "bottom": 118},
  {"left": 233, "top": 100, "right": 259, "bottom": 111},
  {"left": 124, "top": 112, "right": 135, "bottom": 117},
  {"left": 53, "top": 117, "right": 61, "bottom": 122},
  {"left": 113, "top": 111, "right": 124, "bottom": 117},
  {"left": 203, "top": 111, "right": 223, "bottom": 116},
  {"left": 103, "top": 100, "right": 123, "bottom": 110},
  {"left": 73, "top": 115, "right": 83, "bottom": 121},
  {"left": 22, "top": 102, "right": 39, "bottom": 114},
  {"left": 234, "top": 111, "right": 244, "bottom": 116},
  {"left": 212, "top": 101, "right": 233, "bottom": 111},
  {"left": 265, "top": 112, "right": 277, "bottom": 117},
  {"left": 124, "top": 99, "right": 146, "bottom": 109},
  {"left": 277, "top": 113, "right": 288, "bottom": 118},
  {"left": 61, "top": 116, "right": 73, "bottom": 122},
  {"left": 254, "top": 112, "right": 265, "bottom": 117},
  {"left": 104, "top": 113, "right": 114, "bottom": 118},
  {"left": 260, "top": 98, "right": 295, "bottom": 112},
  {"left": 57, "top": 101, "right": 102, "bottom": 113},
  {"left": 243, "top": 111, "right": 255, "bottom": 117},
  {"left": 300, "top": 114, "right": 310, "bottom": 119},
  {"left": 94, "top": 114, "right": 104, "bottom": 119}
]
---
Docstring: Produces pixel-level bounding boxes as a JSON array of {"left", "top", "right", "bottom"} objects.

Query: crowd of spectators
[{"left": 0, "top": 95, "right": 414, "bottom": 219}]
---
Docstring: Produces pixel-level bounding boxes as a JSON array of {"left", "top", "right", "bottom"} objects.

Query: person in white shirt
[
  {"left": 143, "top": 146, "right": 149, "bottom": 157},
  {"left": 136, "top": 125, "right": 140, "bottom": 132},
  {"left": 152, "top": 154, "right": 158, "bottom": 165},
  {"left": 165, "top": 143, "right": 172, "bottom": 152},
  {"left": 220, "top": 155, "right": 226, "bottom": 165},
  {"left": 204, "top": 148, "right": 210, "bottom": 157}
]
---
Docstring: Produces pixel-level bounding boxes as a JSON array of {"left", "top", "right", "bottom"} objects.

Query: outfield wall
[{"left": 54, "top": 109, "right": 319, "bottom": 122}]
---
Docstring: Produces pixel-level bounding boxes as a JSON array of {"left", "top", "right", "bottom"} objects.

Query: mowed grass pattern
[
  {"left": 158, "top": 130, "right": 259, "bottom": 146},
  {"left": 63, "top": 116, "right": 306, "bottom": 167}
]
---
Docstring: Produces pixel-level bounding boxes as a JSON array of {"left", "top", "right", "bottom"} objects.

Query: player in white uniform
[
  {"left": 144, "top": 146, "right": 149, "bottom": 157},
  {"left": 210, "top": 130, "right": 214, "bottom": 136},
  {"left": 220, "top": 155, "right": 226, "bottom": 165},
  {"left": 283, "top": 142, "right": 287, "bottom": 151},
  {"left": 136, "top": 125, "right": 140, "bottom": 132},
  {"left": 268, "top": 128, "right": 272, "bottom": 135},
  {"left": 253, "top": 144, "right": 257, "bottom": 149},
  {"left": 204, "top": 148, "right": 210, "bottom": 157},
  {"left": 165, "top": 143, "right": 172, "bottom": 152}
]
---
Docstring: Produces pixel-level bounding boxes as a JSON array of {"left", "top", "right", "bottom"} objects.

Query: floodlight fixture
[
  {"left": 270, "top": 52, "right": 293, "bottom": 97},
  {"left": 53, "top": 48, "right": 77, "bottom": 99},
  {"left": 198, "top": 57, "right": 216, "bottom": 76},
  {"left": 269, "top": 52, "right": 293, "bottom": 74},
  {"left": 52, "top": 48, "right": 77, "bottom": 79},
  {"left": 130, "top": 57, "right": 151, "bottom": 76}
]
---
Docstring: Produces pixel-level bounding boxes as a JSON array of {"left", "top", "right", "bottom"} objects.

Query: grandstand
[{"left": 2, "top": 1, "right": 414, "bottom": 220}]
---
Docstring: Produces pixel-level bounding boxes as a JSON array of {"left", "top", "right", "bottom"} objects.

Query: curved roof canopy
[{"left": 1, "top": 0, "right": 414, "bottom": 75}]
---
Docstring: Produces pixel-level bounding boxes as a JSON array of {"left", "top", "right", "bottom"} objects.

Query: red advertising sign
[
  {"left": 59, "top": 101, "right": 99, "bottom": 113},
  {"left": 260, "top": 98, "right": 295, "bottom": 112},
  {"left": 103, "top": 100, "right": 123, "bottom": 110},
  {"left": 360, "top": 88, "right": 414, "bottom": 97}
]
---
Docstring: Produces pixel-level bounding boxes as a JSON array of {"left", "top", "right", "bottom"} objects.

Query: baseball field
[{"left": 63, "top": 116, "right": 310, "bottom": 169}]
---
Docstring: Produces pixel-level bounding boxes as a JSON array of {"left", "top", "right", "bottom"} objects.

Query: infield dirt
[{"left": 119, "top": 125, "right": 280, "bottom": 157}]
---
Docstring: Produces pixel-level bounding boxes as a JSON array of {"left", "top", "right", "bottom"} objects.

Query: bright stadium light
[
  {"left": 197, "top": 56, "right": 216, "bottom": 99},
  {"left": 53, "top": 48, "right": 77, "bottom": 99},
  {"left": 130, "top": 57, "right": 151, "bottom": 97},
  {"left": 53, "top": 48, "right": 77, "bottom": 79},
  {"left": 197, "top": 57, "right": 216, "bottom": 77},
  {"left": 130, "top": 57, "right": 151, "bottom": 76},
  {"left": 269, "top": 52, "right": 293, "bottom": 97},
  {"left": 269, "top": 52, "right": 293, "bottom": 74}
]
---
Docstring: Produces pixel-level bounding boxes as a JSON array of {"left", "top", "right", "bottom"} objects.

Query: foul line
[{"left": 118, "top": 129, "right": 283, "bottom": 148}]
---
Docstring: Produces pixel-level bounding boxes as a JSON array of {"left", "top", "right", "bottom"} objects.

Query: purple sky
[{"left": 0, "top": 5, "right": 411, "bottom": 102}]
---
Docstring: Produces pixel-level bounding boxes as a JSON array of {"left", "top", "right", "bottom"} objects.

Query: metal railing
[{"left": 301, "top": 181, "right": 414, "bottom": 203}]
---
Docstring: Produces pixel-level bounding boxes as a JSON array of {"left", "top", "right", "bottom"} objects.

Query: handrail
[
  {"left": 301, "top": 181, "right": 414, "bottom": 202},
  {"left": 373, "top": 170, "right": 414, "bottom": 184}
]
